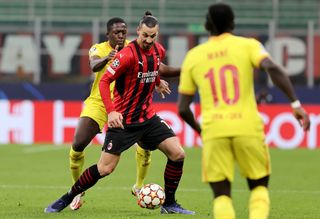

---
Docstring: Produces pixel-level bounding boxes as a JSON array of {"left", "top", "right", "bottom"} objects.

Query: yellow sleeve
[
  {"left": 178, "top": 52, "right": 197, "bottom": 95},
  {"left": 88, "top": 44, "right": 101, "bottom": 57},
  {"left": 249, "top": 39, "right": 270, "bottom": 68}
]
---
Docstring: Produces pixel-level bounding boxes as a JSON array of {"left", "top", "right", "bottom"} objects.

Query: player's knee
[
  {"left": 97, "top": 163, "right": 117, "bottom": 177},
  {"left": 72, "top": 139, "right": 88, "bottom": 152},
  {"left": 247, "top": 175, "right": 269, "bottom": 190},
  {"left": 170, "top": 150, "right": 185, "bottom": 162}
]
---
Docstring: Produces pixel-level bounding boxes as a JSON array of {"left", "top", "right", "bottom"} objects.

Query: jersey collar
[{"left": 209, "top": 33, "right": 232, "bottom": 41}]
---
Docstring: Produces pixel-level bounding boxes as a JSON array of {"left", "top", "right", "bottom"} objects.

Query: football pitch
[{"left": 0, "top": 144, "right": 319, "bottom": 219}]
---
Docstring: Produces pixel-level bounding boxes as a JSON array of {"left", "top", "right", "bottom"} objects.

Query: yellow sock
[
  {"left": 249, "top": 186, "right": 270, "bottom": 219},
  {"left": 135, "top": 144, "right": 151, "bottom": 188},
  {"left": 213, "top": 195, "right": 235, "bottom": 219},
  {"left": 69, "top": 147, "right": 85, "bottom": 183}
]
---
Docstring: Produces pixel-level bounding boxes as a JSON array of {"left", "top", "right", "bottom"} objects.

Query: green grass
[{"left": 0, "top": 144, "right": 319, "bottom": 219}]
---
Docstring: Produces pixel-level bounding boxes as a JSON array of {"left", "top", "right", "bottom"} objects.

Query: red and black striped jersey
[{"left": 99, "top": 40, "right": 165, "bottom": 125}]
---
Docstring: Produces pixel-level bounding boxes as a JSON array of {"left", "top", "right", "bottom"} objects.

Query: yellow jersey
[
  {"left": 179, "top": 33, "right": 269, "bottom": 140},
  {"left": 86, "top": 40, "right": 130, "bottom": 106}
]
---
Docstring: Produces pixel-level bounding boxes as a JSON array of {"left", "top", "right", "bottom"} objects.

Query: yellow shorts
[
  {"left": 202, "top": 136, "right": 271, "bottom": 183},
  {"left": 80, "top": 98, "right": 107, "bottom": 131}
]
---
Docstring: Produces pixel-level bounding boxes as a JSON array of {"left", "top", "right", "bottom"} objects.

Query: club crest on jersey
[
  {"left": 112, "top": 59, "right": 120, "bottom": 68},
  {"left": 107, "top": 140, "right": 113, "bottom": 150}
]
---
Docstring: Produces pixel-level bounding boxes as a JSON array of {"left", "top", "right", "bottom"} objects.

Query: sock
[
  {"left": 213, "top": 195, "right": 235, "bottom": 219},
  {"left": 69, "top": 164, "right": 102, "bottom": 198},
  {"left": 163, "top": 159, "right": 183, "bottom": 205},
  {"left": 69, "top": 147, "right": 85, "bottom": 183},
  {"left": 249, "top": 186, "right": 270, "bottom": 219},
  {"left": 135, "top": 144, "right": 152, "bottom": 188}
]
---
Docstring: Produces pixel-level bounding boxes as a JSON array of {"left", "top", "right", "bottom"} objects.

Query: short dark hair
[
  {"left": 139, "top": 11, "right": 159, "bottom": 28},
  {"left": 106, "top": 17, "right": 126, "bottom": 33},
  {"left": 205, "top": 3, "right": 234, "bottom": 35}
]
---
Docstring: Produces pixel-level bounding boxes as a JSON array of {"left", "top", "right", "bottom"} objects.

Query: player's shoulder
[
  {"left": 155, "top": 42, "right": 166, "bottom": 57},
  {"left": 90, "top": 41, "right": 106, "bottom": 50},
  {"left": 89, "top": 41, "right": 108, "bottom": 55},
  {"left": 116, "top": 45, "right": 134, "bottom": 62},
  {"left": 186, "top": 42, "right": 206, "bottom": 57},
  {"left": 232, "top": 35, "right": 261, "bottom": 46}
]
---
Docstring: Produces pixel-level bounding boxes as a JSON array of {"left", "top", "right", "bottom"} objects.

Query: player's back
[{"left": 182, "top": 33, "right": 269, "bottom": 139}]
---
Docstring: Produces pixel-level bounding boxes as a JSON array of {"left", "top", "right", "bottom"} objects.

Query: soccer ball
[{"left": 137, "top": 183, "right": 165, "bottom": 209}]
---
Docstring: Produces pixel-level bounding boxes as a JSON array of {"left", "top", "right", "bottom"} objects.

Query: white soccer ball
[{"left": 137, "top": 183, "right": 165, "bottom": 209}]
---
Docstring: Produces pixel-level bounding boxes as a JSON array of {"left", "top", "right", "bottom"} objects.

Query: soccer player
[
  {"left": 178, "top": 3, "right": 310, "bottom": 219},
  {"left": 45, "top": 11, "right": 195, "bottom": 215},
  {"left": 69, "top": 17, "right": 179, "bottom": 210}
]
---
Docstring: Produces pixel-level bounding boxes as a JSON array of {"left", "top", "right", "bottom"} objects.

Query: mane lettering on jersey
[{"left": 208, "top": 48, "right": 228, "bottom": 60}]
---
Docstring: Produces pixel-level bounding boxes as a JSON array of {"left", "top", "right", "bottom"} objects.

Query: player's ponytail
[
  {"left": 139, "top": 10, "right": 159, "bottom": 28},
  {"left": 144, "top": 11, "right": 152, "bottom": 17}
]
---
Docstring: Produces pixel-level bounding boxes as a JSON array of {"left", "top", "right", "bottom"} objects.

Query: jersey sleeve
[
  {"left": 99, "top": 48, "right": 133, "bottom": 113},
  {"left": 88, "top": 44, "right": 101, "bottom": 57},
  {"left": 178, "top": 51, "right": 197, "bottom": 95},
  {"left": 249, "top": 39, "right": 270, "bottom": 68}
]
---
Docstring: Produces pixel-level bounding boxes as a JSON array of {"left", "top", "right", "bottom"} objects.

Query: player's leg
[
  {"left": 45, "top": 151, "right": 120, "bottom": 213},
  {"left": 203, "top": 137, "right": 235, "bottom": 219},
  {"left": 69, "top": 102, "right": 106, "bottom": 209},
  {"left": 70, "top": 117, "right": 100, "bottom": 183},
  {"left": 45, "top": 125, "right": 136, "bottom": 213},
  {"left": 141, "top": 116, "right": 194, "bottom": 214},
  {"left": 247, "top": 176, "right": 270, "bottom": 219},
  {"left": 157, "top": 136, "right": 195, "bottom": 215},
  {"left": 69, "top": 116, "right": 101, "bottom": 210},
  {"left": 233, "top": 136, "right": 271, "bottom": 219},
  {"left": 131, "top": 143, "right": 152, "bottom": 196}
]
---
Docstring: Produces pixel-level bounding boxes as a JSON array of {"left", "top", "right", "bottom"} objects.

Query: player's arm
[
  {"left": 99, "top": 51, "right": 129, "bottom": 129},
  {"left": 159, "top": 63, "right": 180, "bottom": 77},
  {"left": 177, "top": 94, "right": 201, "bottom": 134},
  {"left": 90, "top": 45, "right": 119, "bottom": 72},
  {"left": 99, "top": 71, "right": 124, "bottom": 129},
  {"left": 260, "top": 57, "right": 310, "bottom": 131}
]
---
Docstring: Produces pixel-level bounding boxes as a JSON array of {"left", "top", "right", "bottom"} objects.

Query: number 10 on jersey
[{"left": 205, "top": 64, "right": 240, "bottom": 106}]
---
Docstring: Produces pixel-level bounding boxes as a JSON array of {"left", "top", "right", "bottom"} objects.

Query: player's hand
[
  {"left": 107, "top": 45, "right": 119, "bottom": 61},
  {"left": 293, "top": 107, "right": 310, "bottom": 131},
  {"left": 108, "top": 111, "right": 124, "bottom": 129},
  {"left": 155, "top": 79, "right": 171, "bottom": 99}
]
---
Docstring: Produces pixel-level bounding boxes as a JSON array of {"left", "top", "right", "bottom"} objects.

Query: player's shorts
[
  {"left": 202, "top": 136, "right": 271, "bottom": 183},
  {"left": 102, "top": 115, "right": 175, "bottom": 154},
  {"left": 80, "top": 98, "right": 107, "bottom": 131}
]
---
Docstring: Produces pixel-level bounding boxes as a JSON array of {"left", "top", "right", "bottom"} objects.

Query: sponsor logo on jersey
[{"left": 137, "top": 70, "right": 159, "bottom": 83}]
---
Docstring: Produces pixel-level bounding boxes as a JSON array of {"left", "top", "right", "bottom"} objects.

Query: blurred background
[{"left": 0, "top": 0, "right": 319, "bottom": 148}]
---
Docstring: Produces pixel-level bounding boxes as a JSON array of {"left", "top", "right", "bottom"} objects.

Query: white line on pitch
[
  {"left": 23, "top": 145, "right": 68, "bottom": 153},
  {"left": 0, "top": 184, "right": 319, "bottom": 194}
]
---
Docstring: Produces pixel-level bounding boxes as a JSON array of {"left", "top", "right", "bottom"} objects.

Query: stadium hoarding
[
  {"left": 0, "top": 100, "right": 318, "bottom": 149},
  {"left": 0, "top": 32, "right": 320, "bottom": 86}
]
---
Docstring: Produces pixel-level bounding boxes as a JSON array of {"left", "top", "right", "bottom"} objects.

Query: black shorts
[{"left": 102, "top": 115, "right": 176, "bottom": 154}]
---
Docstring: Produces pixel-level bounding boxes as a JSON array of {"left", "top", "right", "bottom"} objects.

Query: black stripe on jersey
[
  {"left": 123, "top": 41, "right": 143, "bottom": 123},
  {"left": 116, "top": 46, "right": 135, "bottom": 115},
  {"left": 131, "top": 54, "right": 155, "bottom": 122},
  {"left": 142, "top": 45, "right": 160, "bottom": 120},
  {"left": 115, "top": 73, "right": 126, "bottom": 98}
]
